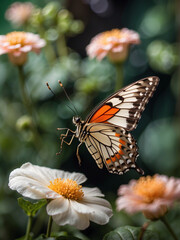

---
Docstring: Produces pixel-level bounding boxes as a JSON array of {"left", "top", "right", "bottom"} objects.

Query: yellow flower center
[
  {"left": 133, "top": 176, "right": 166, "bottom": 203},
  {"left": 48, "top": 178, "right": 84, "bottom": 201},
  {"left": 100, "top": 29, "right": 122, "bottom": 45},
  {"left": 5, "top": 32, "right": 27, "bottom": 46}
]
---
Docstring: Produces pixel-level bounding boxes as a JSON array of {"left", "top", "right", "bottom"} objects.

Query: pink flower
[
  {"left": 5, "top": 2, "right": 34, "bottom": 26},
  {"left": 116, "top": 175, "right": 180, "bottom": 220},
  {"left": 86, "top": 28, "right": 140, "bottom": 63},
  {"left": 0, "top": 31, "right": 46, "bottom": 65}
]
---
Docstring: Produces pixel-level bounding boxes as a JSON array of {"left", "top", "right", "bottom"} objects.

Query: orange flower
[
  {"left": 0, "top": 31, "right": 46, "bottom": 65},
  {"left": 5, "top": 2, "right": 34, "bottom": 26},
  {"left": 116, "top": 175, "right": 180, "bottom": 220},
  {"left": 86, "top": 28, "right": 140, "bottom": 62}
]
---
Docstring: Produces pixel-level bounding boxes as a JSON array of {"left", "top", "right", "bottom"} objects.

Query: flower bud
[
  {"left": 58, "top": 9, "right": 73, "bottom": 22},
  {"left": 29, "top": 9, "right": 43, "bottom": 26},
  {"left": 70, "top": 20, "right": 84, "bottom": 34},
  {"left": 42, "top": 2, "right": 61, "bottom": 20},
  {"left": 45, "top": 28, "right": 59, "bottom": 41},
  {"left": 16, "top": 115, "right": 32, "bottom": 131}
]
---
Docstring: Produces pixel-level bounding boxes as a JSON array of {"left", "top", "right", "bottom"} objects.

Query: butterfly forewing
[{"left": 87, "top": 76, "right": 159, "bottom": 131}]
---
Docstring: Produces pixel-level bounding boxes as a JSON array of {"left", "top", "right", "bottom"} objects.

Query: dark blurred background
[{"left": 0, "top": 0, "right": 179, "bottom": 239}]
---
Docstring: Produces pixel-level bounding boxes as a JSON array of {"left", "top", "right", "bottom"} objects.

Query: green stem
[
  {"left": 114, "top": 63, "right": 123, "bottom": 91},
  {"left": 57, "top": 34, "right": 68, "bottom": 57},
  {"left": 37, "top": 25, "right": 57, "bottom": 63},
  {"left": 17, "top": 65, "right": 42, "bottom": 149},
  {"left": 160, "top": 216, "right": 179, "bottom": 240},
  {"left": 45, "top": 42, "right": 58, "bottom": 62},
  {"left": 138, "top": 222, "right": 150, "bottom": 240},
  {"left": 18, "top": 65, "right": 33, "bottom": 116},
  {"left": 25, "top": 216, "right": 32, "bottom": 240},
  {"left": 46, "top": 216, "right": 53, "bottom": 238}
]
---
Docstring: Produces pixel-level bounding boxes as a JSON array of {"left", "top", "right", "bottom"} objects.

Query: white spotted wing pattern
[{"left": 59, "top": 76, "right": 159, "bottom": 175}]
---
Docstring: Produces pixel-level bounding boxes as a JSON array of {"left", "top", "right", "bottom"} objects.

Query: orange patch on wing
[
  {"left": 118, "top": 149, "right": 124, "bottom": 155},
  {"left": 111, "top": 153, "right": 122, "bottom": 162},
  {"left": 111, "top": 155, "right": 117, "bottom": 162},
  {"left": 115, "top": 134, "right": 126, "bottom": 146},
  {"left": 106, "top": 159, "right": 111, "bottom": 164},
  {"left": 106, "top": 149, "right": 125, "bottom": 165},
  {"left": 115, "top": 133, "right": 120, "bottom": 137},
  {"left": 119, "top": 139, "right": 126, "bottom": 145},
  {"left": 90, "top": 105, "right": 119, "bottom": 123}
]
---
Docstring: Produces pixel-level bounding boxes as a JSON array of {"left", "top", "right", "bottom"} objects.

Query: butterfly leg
[
  {"left": 60, "top": 129, "right": 75, "bottom": 141},
  {"left": 57, "top": 127, "right": 74, "bottom": 133},
  {"left": 76, "top": 142, "right": 83, "bottom": 166},
  {"left": 56, "top": 129, "right": 75, "bottom": 155}
]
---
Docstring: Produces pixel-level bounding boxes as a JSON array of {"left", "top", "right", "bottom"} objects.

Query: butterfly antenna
[
  {"left": 46, "top": 81, "right": 78, "bottom": 116},
  {"left": 58, "top": 80, "right": 79, "bottom": 115},
  {"left": 46, "top": 82, "right": 56, "bottom": 96}
]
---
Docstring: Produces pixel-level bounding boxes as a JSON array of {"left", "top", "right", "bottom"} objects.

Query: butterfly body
[{"left": 59, "top": 76, "right": 159, "bottom": 175}]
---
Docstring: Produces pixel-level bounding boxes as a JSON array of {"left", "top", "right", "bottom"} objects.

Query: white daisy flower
[{"left": 9, "top": 163, "right": 113, "bottom": 230}]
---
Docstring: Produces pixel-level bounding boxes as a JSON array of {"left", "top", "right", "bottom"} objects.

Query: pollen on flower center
[
  {"left": 100, "top": 29, "right": 122, "bottom": 45},
  {"left": 5, "top": 32, "right": 27, "bottom": 46},
  {"left": 133, "top": 176, "right": 166, "bottom": 203},
  {"left": 48, "top": 178, "right": 84, "bottom": 201}
]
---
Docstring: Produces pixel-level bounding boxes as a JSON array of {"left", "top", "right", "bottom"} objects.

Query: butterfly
[{"left": 57, "top": 76, "right": 159, "bottom": 175}]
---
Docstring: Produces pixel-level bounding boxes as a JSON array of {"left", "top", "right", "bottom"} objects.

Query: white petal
[
  {"left": 9, "top": 165, "right": 47, "bottom": 187},
  {"left": 62, "top": 171, "right": 87, "bottom": 184},
  {"left": 83, "top": 198, "right": 112, "bottom": 224},
  {"left": 10, "top": 163, "right": 64, "bottom": 186},
  {"left": 71, "top": 201, "right": 93, "bottom": 214},
  {"left": 8, "top": 163, "right": 68, "bottom": 198},
  {"left": 9, "top": 175, "right": 52, "bottom": 199},
  {"left": 46, "top": 191, "right": 60, "bottom": 199},
  {"left": 9, "top": 163, "right": 88, "bottom": 200},
  {"left": 33, "top": 39, "right": 46, "bottom": 48},
  {"left": 47, "top": 198, "right": 69, "bottom": 215},
  {"left": 83, "top": 196, "right": 112, "bottom": 208},
  {"left": 8, "top": 44, "right": 21, "bottom": 49},
  {"left": 83, "top": 187, "right": 104, "bottom": 197},
  {"left": 88, "top": 203, "right": 112, "bottom": 224},
  {"left": 20, "top": 45, "right": 32, "bottom": 52},
  {"left": 52, "top": 201, "right": 90, "bottom": 230},
  {"left": 89, "top": 210, "right": 112, "bottom": 224},
  {"left": 71, "top": 198, "right": 113, "bottom": 225}
]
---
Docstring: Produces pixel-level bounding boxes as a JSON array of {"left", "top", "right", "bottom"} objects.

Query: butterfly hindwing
[
  {"left": 84, "top": 123, "right": 143, "bottom": 175},
  {"left": 87, "top": 76, "right": 159, "bottom": 131},
  {"left": 84, "top": 134, "right": 103, "bottom": 169}
]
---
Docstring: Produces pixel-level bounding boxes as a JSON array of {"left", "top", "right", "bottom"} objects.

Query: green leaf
[
  {"left": 35, "top": 237, "right": 55, "bottom": 240},
  {"left": 103, "top": 226, "right": 159, "bottom": 240},
  {"left": 35, "top": 235, "right": 82, "bottom": 240},
  {"left": 35, "top": 233, "right": 83, "bottom": 240},
  {"left": 16, "top": 233, "right": 33, "bottom": 240},
  {"left": 18, "top": 198, "right": 47, "bottom": 217},
  {"left": 55, "top": 237, "right": 82, "bottom": 240},
  {"left": 52, "top": 230, "right": 89, "bottom": 240}
]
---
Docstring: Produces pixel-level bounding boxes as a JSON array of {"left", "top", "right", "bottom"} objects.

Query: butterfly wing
[
  {"left": 84, "top": 123, "right": 143, "bottom": 175},
  {"left": 86, "top": 76, "right": 159, "bottom": 131}
]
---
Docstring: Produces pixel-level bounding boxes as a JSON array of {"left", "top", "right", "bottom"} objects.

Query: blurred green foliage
[
  {"left": 103, "top": 225, "right": 159, "bottom": 240},
  {"left": 0, "top": 0, "right": 179, "bottom": 240}
]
